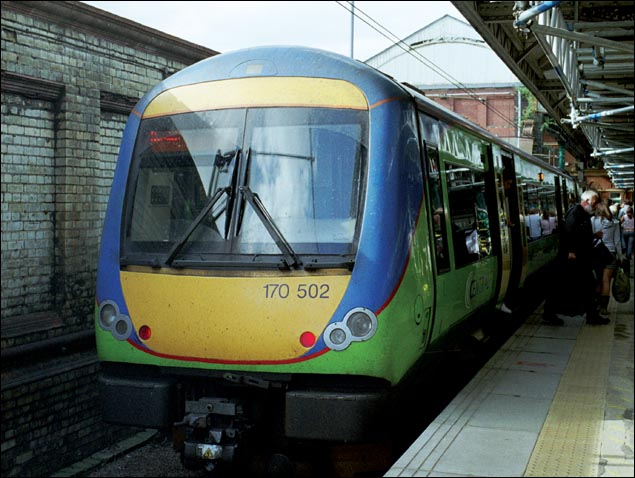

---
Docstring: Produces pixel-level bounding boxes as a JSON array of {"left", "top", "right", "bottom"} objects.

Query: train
[{"left": 95, "top": 46, "right": 577, "bottom": 473}]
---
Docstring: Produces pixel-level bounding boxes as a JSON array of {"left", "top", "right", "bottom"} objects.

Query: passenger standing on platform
[
  {"left": 591, "top": 203, "right": 623, "bottom": 317},
  {"left": 543, "top": 189, "right": 608, "bottom": 325},
  {"left": 618, "top": 200, "right": 631, "bottom": 220},
  {"left": 621, "top": 206, "right": 634, "bottom": 275},
  {"left": 618, "top": 201, "right": 632, "bottom": 254}
]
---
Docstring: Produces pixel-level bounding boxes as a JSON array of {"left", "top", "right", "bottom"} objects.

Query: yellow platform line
[{"left": 525, "top": 321, "right": 613, "bottom": 477}]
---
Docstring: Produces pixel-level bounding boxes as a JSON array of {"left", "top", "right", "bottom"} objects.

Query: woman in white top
[
  {"left": 540, "top": 210, "right": 554, "bottom": 235},
  {"left": 592, "top": 202, "right": 623, "bottom": 316}
]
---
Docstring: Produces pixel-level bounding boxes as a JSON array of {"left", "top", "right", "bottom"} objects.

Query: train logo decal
[{"left": 465, "top": 271, "right": 492, "bottom": 308}]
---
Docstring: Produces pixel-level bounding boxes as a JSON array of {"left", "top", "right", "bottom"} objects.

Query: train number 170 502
[{"left": 263, "top": 283, "right": 330, "bottom": 299}]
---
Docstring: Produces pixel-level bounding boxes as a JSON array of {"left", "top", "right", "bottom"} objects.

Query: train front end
[{"left": 95, "top": 47, "right": 429, "bottom": 471}]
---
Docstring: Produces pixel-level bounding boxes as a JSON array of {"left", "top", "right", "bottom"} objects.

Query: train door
[
  {"left": 423, "top": 144, "right": 450, "bottom": 274},
  {"left": 419, "top": 113, "right": 497, "bottom": 342},
  {"left": 419, "top": 113, "right": 446, "bottom": 348},
  {"left": 421, "top": 141, "right": 452, "bottom": 344},
  {"left": 555, "top": 177, "right": 564, "bottom": 227},
  {"left": 501, "top": 154, "right": 524, "bottom": 308},
  {"left": 488, "top": 146, "right": 510, "bottom": 303}
]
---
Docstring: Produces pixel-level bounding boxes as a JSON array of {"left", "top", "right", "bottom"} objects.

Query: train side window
[
  {"left": 423, "top": 145, "right": 450, "bottom": 273},
  {"left": 445, "top": 163, "right": 492, "bottom": 267},
  {"left": 543, "top": 185, "right": 558, "bottom": 234},
  {"left": 522, "top": 181, "right": 558, "bottom": 239},
  {"left": 419, "top": 114, "right": 440, "bottom": 145}
]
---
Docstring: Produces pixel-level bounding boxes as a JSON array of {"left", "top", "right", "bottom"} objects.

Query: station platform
[{"left": 386, "top": 275, "right": 634, "bottom": 477}]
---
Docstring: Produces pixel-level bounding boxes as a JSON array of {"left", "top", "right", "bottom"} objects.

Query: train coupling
[{"left": 175, "top": 397, "right": 247, "bottom": 472}]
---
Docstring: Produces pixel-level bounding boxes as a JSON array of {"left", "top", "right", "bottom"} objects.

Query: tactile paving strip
[{"left": 524, "top": 321, "right": 613, "bottom": 476}]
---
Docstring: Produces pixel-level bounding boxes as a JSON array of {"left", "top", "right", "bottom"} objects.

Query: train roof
[
  {"left": 140, "top": 45, "right": 406, "bottom": 114},
  {"left": 397, "top": 82, "right": 569, "bottom": 179}
]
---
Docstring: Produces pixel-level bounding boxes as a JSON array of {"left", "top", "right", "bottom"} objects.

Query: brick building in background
[{"left": 1, "top": 2, "right": 217, "bottom": 475}]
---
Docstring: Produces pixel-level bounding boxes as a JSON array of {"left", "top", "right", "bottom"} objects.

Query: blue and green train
[{"left": 96, "top": 46, "right": 576, "bottom": 471}]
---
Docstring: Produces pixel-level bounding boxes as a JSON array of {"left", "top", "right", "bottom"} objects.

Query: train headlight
[
  {"left": 329, "top": 328, "right": 347, "bottom": 346},
  {"left": 99, "top": 302, "right": 117, "bottom": 329},
  {"left": 347, "top": 311, "right": 374, "bottom": 338},
  {"left": 112, "top": 314, "right": 132, "bottom": 341},
  {"left": 324, "top": 307, "right": 377, "bottom": 351},
  {"left": 98, "top": 300, "right": 133, "bottom": 341}
]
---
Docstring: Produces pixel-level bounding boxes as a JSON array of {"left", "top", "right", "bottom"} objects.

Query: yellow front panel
[
  {"left": 120, "top": 271, "right": 350, "bottom": 362},
  {"left": 142, "top": 77, "right": 368, "bottom": 118}
]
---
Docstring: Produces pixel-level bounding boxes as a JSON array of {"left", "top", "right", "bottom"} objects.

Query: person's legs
[
  {"left": 598, "top": 267, "right": 614, "bottom": 316},
  {"left": 584, "top": 264, "right": 609, "bottom": 325}
]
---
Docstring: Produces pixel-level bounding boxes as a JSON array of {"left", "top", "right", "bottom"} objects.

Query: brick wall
[
  {"left": 1, "top": 93, "right": 57, "bottom": 318},
  {"left": 1, "top": 2, "right": 217, "bottom": 475},
  {"left": 427, "top": 87, "right": 520, "bottom": 146},
  {"left": 1, "top": 351, "right": 126, "bottom": 477}
]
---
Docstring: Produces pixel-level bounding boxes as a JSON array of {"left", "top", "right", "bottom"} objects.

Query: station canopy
[{"left": 452, "top": 1, "right": 634, "bottom": 189}]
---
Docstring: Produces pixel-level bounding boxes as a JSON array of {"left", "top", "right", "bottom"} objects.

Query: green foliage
[
  {"left": 541, "top": 116, "right": 556, "bottom": 132},
  {"left": 516, "top": 86, "right": 537, "bottom": 122},
  {"left": 516, "top": 87, "right": 559, "bottom": 132}
]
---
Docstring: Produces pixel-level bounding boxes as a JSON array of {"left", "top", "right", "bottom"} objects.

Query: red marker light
[
  {"left": 300, "top": 331, "right": 316, "bottom": 348},
  {"left": 139, "top": 325, "right": 152, "bottom": 341}
]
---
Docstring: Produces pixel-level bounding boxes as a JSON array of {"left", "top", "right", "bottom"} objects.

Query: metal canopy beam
[{"left": 531, "top": 24, "right": 634, "bottom": 54}]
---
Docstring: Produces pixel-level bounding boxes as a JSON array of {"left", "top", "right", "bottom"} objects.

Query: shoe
[
  {"left": 543, "top": 314, "right": 564, "bottom": 326},
  {"left": 586, "top": 315, "right": 610, "bottom": 325},
  {"left": 501, "top": 303, "right": 512, "bottom": 314}
]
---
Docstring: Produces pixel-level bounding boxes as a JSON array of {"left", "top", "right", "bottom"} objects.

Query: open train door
[{"left": 501, "top": 153, "right": 524, "bottom": 308}]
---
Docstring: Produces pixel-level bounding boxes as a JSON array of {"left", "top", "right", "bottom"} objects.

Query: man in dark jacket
[{"left": 543, "top": 189, "right": 608, "bottom": 325}]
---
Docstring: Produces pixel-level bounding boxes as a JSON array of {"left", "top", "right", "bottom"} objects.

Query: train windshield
[{"left": 122, "top": 107, "right": 367, "bottom": 269}]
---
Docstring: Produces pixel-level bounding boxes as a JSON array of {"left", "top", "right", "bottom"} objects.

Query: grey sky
[{"left": 83, "top": 1, "right": 464, "bottom": 61}]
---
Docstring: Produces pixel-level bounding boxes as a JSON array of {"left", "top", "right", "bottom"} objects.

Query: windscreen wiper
[
  {"left": 164, "top": 186, "right": 229, "bottom": 266},
  {"left": 239, "top": 185, "right": 302, "bottom": 270}
]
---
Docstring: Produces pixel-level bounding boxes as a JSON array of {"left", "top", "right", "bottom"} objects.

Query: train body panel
[
  {"left": 95, "top": 46, "right": 574, "bottom": 466},
  {"left": 119, "top": 270, "right": 351, "bottom": 362},
  {"left": 436, "top": 125, "right": 497, "bottom": 337},
  {"left": 432, "top": 258, "right": 497, "bottom": 340}
]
